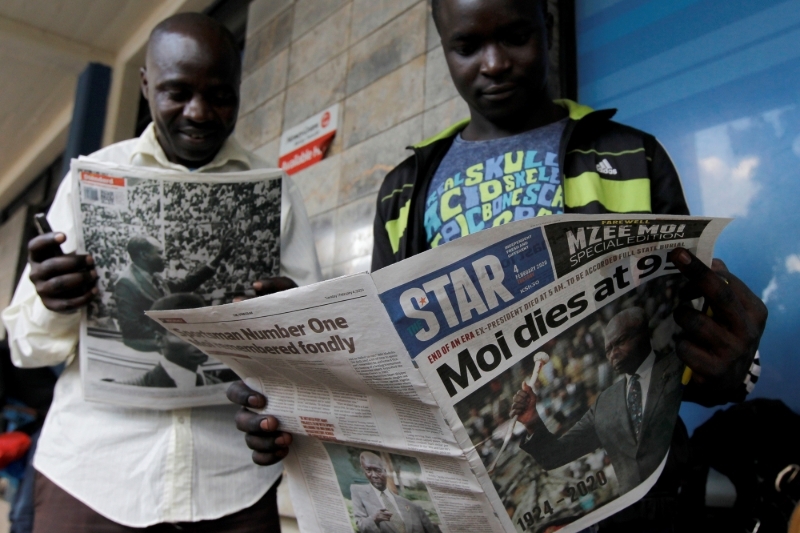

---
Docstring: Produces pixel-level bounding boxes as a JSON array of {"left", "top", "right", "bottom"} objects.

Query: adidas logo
[{"left": 596, "top": 159, "right": 618, "bottom": 175}]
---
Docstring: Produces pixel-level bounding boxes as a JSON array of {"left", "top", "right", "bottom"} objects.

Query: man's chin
[
  {"left": 173, "top": 143, "right": 224, "bottom": 166},
  {"left": 474, "top": 100, "right": 532, "bottom": 127}
]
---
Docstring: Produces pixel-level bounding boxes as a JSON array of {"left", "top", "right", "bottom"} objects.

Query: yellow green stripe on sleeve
[
  {"left": 564, "top": 172, "right": 651, "bottom": 213},
  {"left": 385, "top": 199, "right": 411, "bottom": 254}
]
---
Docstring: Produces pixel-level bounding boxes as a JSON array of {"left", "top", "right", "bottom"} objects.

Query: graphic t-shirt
[{"left": 424, "top": 118, "right": 568, "bottom": 247}]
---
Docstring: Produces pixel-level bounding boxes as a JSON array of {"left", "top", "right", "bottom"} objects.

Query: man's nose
[
  {"left": 184, "top": 94, "right": 213, "bottom": 122},
  {"left": 480, "top": 44, "right": 511, "bottom": 77}
]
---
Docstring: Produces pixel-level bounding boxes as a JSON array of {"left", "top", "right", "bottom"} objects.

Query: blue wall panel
[{"left": 576, "top": 0, "right": 800, "bottom": 431}]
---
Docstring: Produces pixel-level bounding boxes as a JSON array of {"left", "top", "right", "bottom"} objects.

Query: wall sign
[{"left": 278, "top": 104, "right": 338, "bottom": 175}]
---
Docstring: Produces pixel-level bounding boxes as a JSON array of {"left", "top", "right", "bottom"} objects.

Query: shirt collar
[
  {"left": 159, "top": 355, "right": 200, "bottom": 389},
  {"left": 370, "top": 484, "right": 396, "bottom": 505},
  {"left": 628, "top": 351, "right": 656, "bottom": 382},
  {"left": 132, "top": 123, "right": 252, "bottom": 172}
]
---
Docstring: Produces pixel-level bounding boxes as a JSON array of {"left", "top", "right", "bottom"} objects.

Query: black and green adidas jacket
[{"left": 372, "top": 99, "right": 689, "bottom": 271}]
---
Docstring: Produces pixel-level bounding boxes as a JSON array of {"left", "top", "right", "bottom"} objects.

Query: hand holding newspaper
[
  {"left": 149, "top": 213, "right": 729, "bottom": 532},
  {"left": 488, "top": 351, "right": 549, "bottom": 475}
]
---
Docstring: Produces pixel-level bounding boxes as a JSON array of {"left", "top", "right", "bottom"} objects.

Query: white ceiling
[{"left": 0, "top": 0, "right": 171, "bottom": 204}]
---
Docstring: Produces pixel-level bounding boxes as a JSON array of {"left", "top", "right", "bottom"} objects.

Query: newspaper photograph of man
[
  {"left": 79, "top": 176, "right": 282, "bottom": 388},
  {"left": 113, "top": 293, "right": 232, "bottom": 388},
  {"left": 454, "top": 275, "right": 684, "bottom": 531},
  {"left": 114, "top": 234, "right": 232, "bottom": 352},
  {"left": 324, "top": 443, "right": 442, "bottom": 533}
]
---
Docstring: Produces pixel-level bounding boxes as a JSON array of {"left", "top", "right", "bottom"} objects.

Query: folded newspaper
[
  {"left": 71, "top": 159, "right": 283, "bottom": 409},
  {"left": 148, "top": 213, "right": 728, "bottom": 532}
]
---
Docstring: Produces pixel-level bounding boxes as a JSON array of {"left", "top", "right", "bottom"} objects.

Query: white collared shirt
[
  {"left": 2, "top": 123, "right": 321, "bottom": 527},
  {"left": 626, "top": 351, "right": 656, "bottom": 415}
]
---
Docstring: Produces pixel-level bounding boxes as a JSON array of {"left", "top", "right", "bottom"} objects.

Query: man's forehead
[
  {"left": 361, "top": 455, "right": 384, "bottom": 468},
  {"left": 147, "top": 30, "right": 238, "bottom": 80},
  {"left": 438, "top": 0, "right": 542, "bottom": 32},
  {"left": 605, "top": 313, "right": 644, "bottom": 340}
]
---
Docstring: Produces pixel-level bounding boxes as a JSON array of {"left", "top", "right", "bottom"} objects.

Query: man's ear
[
  {"left": 545, "top": 11, "right": 555, "bottom": 50},
  {"left": 140, "top": 67, "right": 150, "bottom": 101}
]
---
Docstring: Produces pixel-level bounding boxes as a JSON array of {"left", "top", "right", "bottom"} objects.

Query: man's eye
[
  {"left": 453, "top": 43, "right": 477, "bottom": 56},
  {"left": 504, "top": 31, "right": 532, "bottom": 46},
  {"left": 211, "top": 91, "right": 236, "bottom": 105},
  {"left": 167, "top": 90, "right": 190, "bottom": 101}
]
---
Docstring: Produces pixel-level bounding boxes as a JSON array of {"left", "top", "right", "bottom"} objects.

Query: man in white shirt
[
  {"left": 511, "top": 307, "right": 684, "bottom": 495},
  {"left": 2, "top": 12, "right": 319, "bottom": 532}
]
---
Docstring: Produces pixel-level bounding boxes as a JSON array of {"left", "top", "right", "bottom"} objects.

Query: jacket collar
[
  {"left": 132, "top": 123, "right": 252, "bottom": 172},
  {"left": 413, "top": 99, "right": 616, "bottom": 148}
]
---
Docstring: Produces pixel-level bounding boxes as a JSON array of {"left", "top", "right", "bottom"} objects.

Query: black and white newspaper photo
[
  {"left": 71, "top": 159, "right": 282, "bottom": 409},
  {"left": 148, "top": 214, "right": 729, "bottom": 532}
]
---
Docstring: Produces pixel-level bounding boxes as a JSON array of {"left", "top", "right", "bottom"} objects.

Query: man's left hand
[
  {"left": 228, "top": 381, "right": 292, "bottom": 466},
  {"left": 669, "top": 247, "right": 767, "bottom": 406}
]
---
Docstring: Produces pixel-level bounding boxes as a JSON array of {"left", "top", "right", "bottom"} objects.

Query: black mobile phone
[
  {"left": 33, "top": 213, "right": 53, "bottom": 235},
  {"left": 33, "top": 213, "right": 63, "bottom": 256}
]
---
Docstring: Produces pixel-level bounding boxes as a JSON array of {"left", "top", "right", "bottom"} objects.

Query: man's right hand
[
  {"left": 510, "top": 382, "right": 540, "bottom": 433},
  {"left": 371, "top": 509, "right": 393, "bottom": 524},
  {"left": 227, "top": 381, "right": 293, "bottom": 466},
  {"left": 28, "top": 232, "right": 97, "bottom": 313}
]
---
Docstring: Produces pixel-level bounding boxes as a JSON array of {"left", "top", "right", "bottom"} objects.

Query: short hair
[
  {"left": 606, "top": 307, "right": 649, "bottom": 339},
  {"left": 431, "top": 0, "right": 547, "bottom": 32},
  {"left": 359, "top": 451, "right": 385, "bottom": 468},
  {"left": 126, "top": 235, "right": 159, "bottom": 258},
  {"left": 149, "top": 293, "right": 206, "bottom": 336},
  {"left": 148, "top": 12, "right": 241, "bottom": 74}
]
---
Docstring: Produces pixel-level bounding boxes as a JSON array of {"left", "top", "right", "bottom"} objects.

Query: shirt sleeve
[
  {"left": 2, "top": 176, "right": 81, "bottom": 368},
  {"left": 279, "top": 174, "right": 322, "bottom": 286}
]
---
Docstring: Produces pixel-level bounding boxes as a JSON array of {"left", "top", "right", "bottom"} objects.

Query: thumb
[{"left": 522, "top": 381, "right": 532, "bottom": 393}]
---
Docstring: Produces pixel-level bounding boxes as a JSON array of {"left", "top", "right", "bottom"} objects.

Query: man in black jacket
[
  {"left": 366, "top": 0, "right": 768, "bottom": 530},
  {"left": 234, "top": 0, "right": 767, "bottom": 529},
  {"left": 371, "top": 0, "right": 689, "bottom": 270}
]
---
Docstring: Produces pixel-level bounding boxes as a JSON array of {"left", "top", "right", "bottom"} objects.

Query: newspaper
[
  {"left": 148, "top": 214, "right": 728, "bottom": 532},
  {"left": 71, "top": 159, "right": 283, "bottom": 409}
]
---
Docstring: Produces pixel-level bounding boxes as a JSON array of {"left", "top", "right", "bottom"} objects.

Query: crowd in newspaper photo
[{"left": 74, "top": 161, "right": 283, "bottom": 407}]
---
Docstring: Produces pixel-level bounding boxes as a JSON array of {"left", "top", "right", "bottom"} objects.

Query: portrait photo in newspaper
[
  {"left": 324, "top": 443, "right": 443, "bottom": 533},
  {"left": 73, "top": 161, "right": 282, "bottom": 407}
]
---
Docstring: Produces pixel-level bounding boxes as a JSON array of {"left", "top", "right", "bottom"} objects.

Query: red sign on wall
[{"left": 278, "top": 105, "right": 338, "bottom": 175}]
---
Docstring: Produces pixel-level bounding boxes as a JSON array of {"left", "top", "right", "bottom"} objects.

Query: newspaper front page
[
  {"left": 148, "top": 214, "right": 728, "bottom": 532},
  {"left": 71, "top": 159, "right": 283, "bottom": 409}
]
